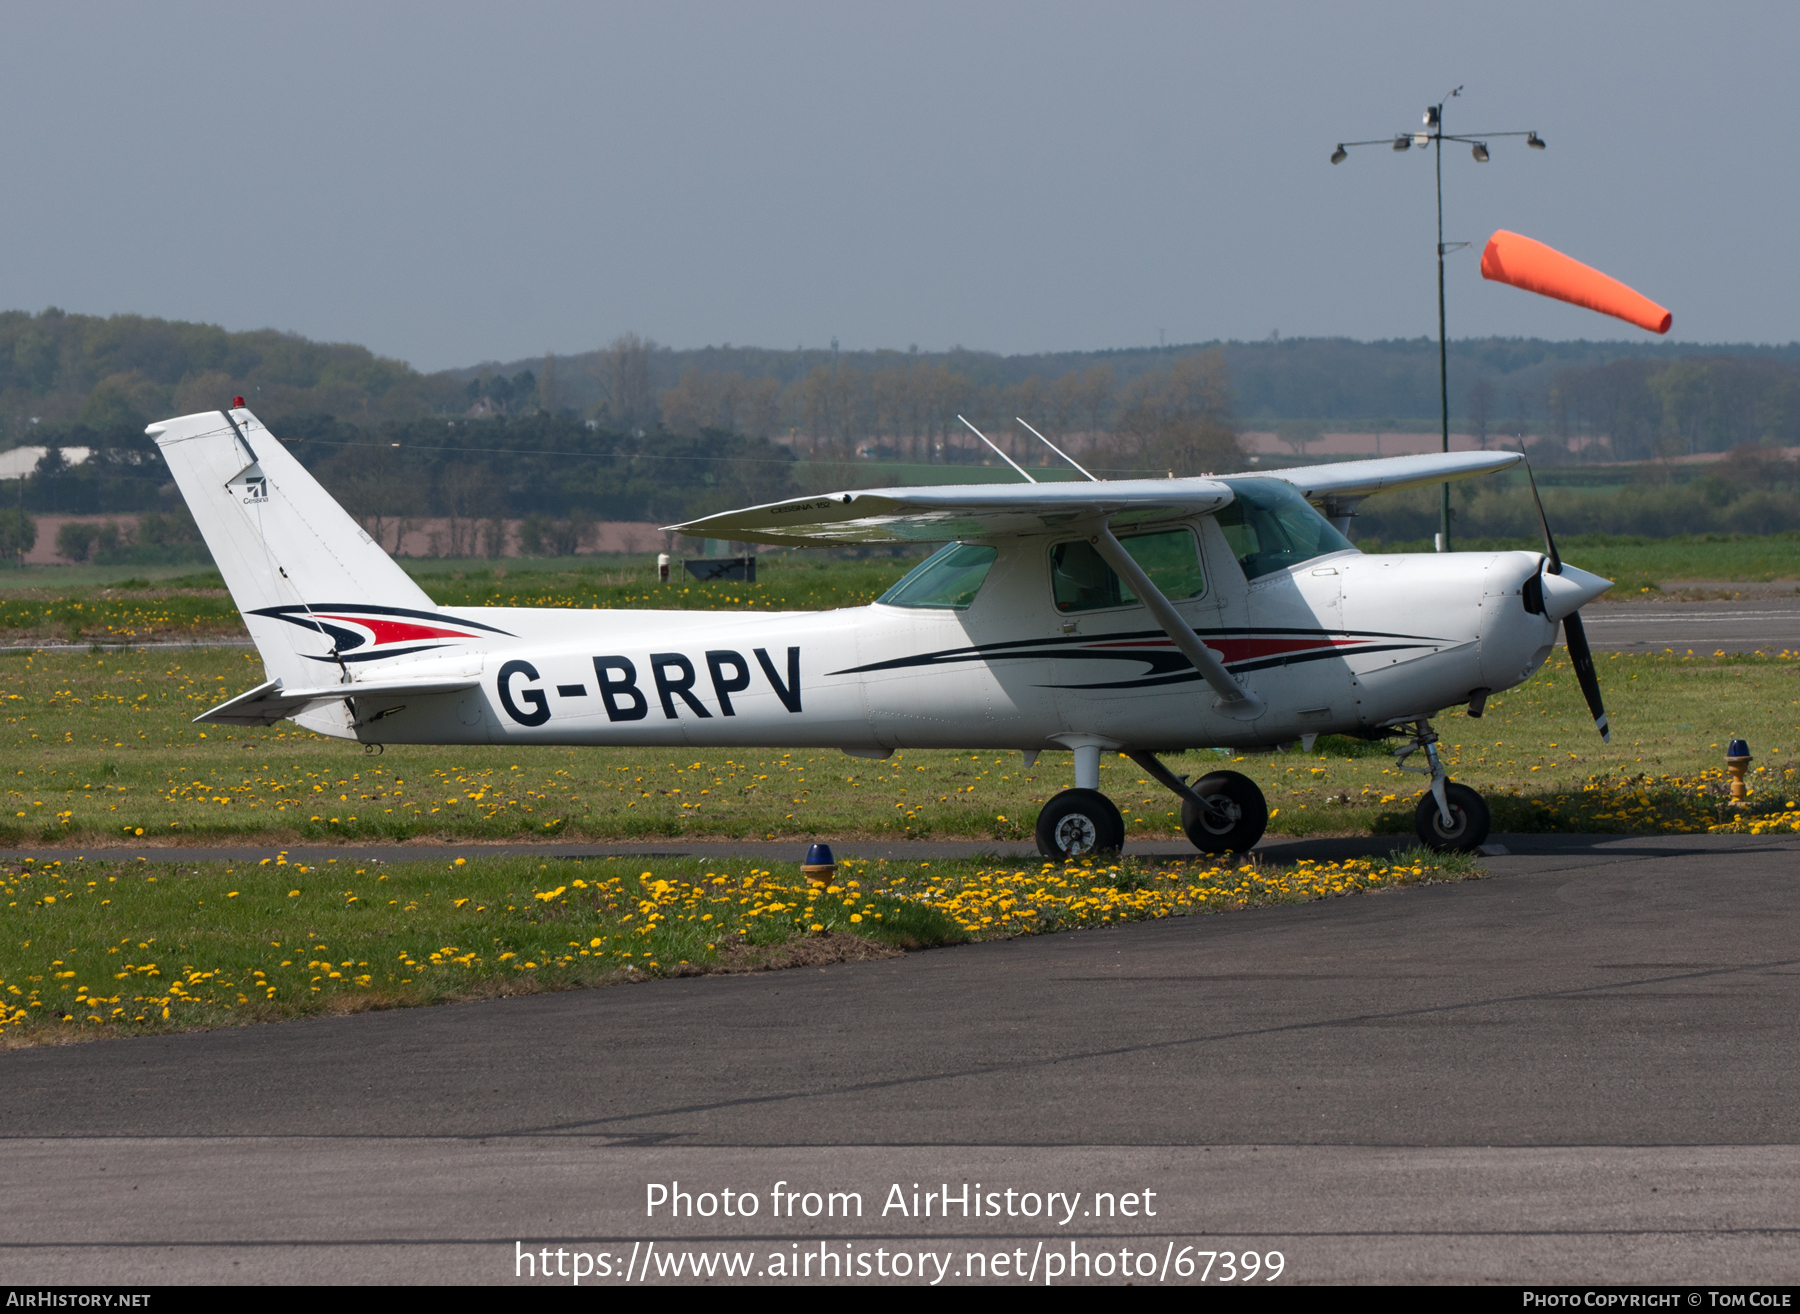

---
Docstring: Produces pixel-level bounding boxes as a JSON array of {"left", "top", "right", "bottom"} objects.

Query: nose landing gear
[
  {"left": 1415, "top": 780, "right": 1490, "bottom": 851},
  {"left": 1394, "top": 719, "right": 1491, "bottom": 852}
]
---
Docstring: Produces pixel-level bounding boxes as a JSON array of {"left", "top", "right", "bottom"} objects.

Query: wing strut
[{"left": 1090, "top": 522, "right": 1265, "bottom": 721}]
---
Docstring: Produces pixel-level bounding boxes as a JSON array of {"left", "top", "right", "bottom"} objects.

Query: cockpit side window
[
  {"left": 877, "top": 542, "right": 999, "bottom": 610},
  {"left": 1051, "top": 528, "right": 1206, "bottom": 612},
  {"left": 1214, "top": 479, "right": 1356, "bottom": 580}
]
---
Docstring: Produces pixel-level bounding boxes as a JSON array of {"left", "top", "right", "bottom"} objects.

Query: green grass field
[
  {"left": 0, "top": 845, "right": 1476, "bottom": 1046},
  {"left": 2, "top": 645, "right": 1795, "bottom": 848},
  {"left": 1358, "top": 534, "right": 1800, "bottom": 595},
  {"left": 0, "top": 554, "right": 921, "bottom": 644},
  {"left": 5, "top": 534, "right": 1798, "bottom": 646},
  {"left": 7, "top": 545, "right": 1799, "bottom": 1048}
]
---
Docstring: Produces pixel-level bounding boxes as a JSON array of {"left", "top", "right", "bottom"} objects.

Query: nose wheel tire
[
  {"left": 1180, "top": 770, "right": 1269, "bottom": 854},
  {"left": 1035, "top": 788, "right": 1125, "bottom": 860},
  {"left": 1414, "top": 782, "right": 1490, "bottom": 852}
]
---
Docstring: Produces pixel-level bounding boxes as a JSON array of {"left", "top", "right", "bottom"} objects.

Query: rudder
[{"left": 150, "top": 406, "right": 437, "bottom": 732}]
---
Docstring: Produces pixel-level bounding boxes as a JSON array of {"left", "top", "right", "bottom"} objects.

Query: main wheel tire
[
  {"left": 1180, "top": 770, "right": 1269, "bottom": 854},
  {"left": 1414, "top": 781, "right": 1490, "bottom": 852},
  {"left": 1035, "top": 788, "right": 1126, "bottom": 860}
]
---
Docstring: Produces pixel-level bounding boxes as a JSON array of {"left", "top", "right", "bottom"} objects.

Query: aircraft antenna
[
  {"left": 957, "top": 416, "right": 1036, "bottom": 482},
  {"left": 1015, "top": 418, "right": 1099, "bottom": 482}
]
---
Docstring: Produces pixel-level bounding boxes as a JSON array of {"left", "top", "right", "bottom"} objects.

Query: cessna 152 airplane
[{"left": 150, "top": 404, "right": 1613, "bottom": 859}]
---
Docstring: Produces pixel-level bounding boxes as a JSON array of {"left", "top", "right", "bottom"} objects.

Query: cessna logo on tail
[
  {"left": 498, "top": 648, "right": 802, "bottom": 726},
  {"left": 229, "top": 466, "right": 268, "bottom": 503}
]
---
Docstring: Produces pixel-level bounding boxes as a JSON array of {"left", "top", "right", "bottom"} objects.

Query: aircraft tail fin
[{"left": 149, "top": 406, "right": 438, "bottom": 735}]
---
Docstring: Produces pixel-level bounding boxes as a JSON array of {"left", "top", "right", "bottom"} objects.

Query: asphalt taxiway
[
  {"left": 4, "top": 831, "right": 1798, "bottom": 1284},
  {"left": 1578, "top": 595, "right": 1800, "bottom": 653}
]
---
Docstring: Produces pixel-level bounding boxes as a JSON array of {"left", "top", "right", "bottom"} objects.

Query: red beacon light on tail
[{"left": 232, "top": 396, "right": 245, "bottom": 408}]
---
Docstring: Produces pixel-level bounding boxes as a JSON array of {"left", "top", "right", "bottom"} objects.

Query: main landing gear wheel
[
  {"left": 1035, "top": 788, "right": 1125, "bottom": 860},
  {"left": 1414, "top": 781, "right": 1490, "bottom": 852},
  {"left": 1180, "top": 770, "right": 1269, "bottom": 854}
]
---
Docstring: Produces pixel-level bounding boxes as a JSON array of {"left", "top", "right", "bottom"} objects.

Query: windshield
[
  {"left": 878, "top": 542, "right": 999, "bottom": 610},
  {"left": 1215, "top": 479, "right": 1356, "bottom": 580}
]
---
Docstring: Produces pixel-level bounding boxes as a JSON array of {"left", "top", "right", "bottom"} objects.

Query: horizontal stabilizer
[
  {"left": 195, "top": 676, "right": 480, "bottom": 727},
  {"left": 668, "top": 478, "right": 1234, "bottom": 545}
]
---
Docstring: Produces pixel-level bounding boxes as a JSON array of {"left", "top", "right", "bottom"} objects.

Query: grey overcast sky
[{"left": 2, "top": 1, "right": 1792, "bottom": 371}]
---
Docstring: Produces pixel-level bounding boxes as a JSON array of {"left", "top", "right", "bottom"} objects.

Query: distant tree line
[
  {"left": 6, "top": 305, "right": 1796, "bottom": 456},
  {"left": 524, "top": 333, "right": 1800, "bottom": 439},
  {"left": 11, "top": 421, "right": 185, "bottom": 517},
  {"left": 0, "top": 307, "right": 456, "bottom": 441},
  {"left": 654, "top": 347, "right": 1236, "bottom": 473},
  {"left": 8, "top": 306, "right": 1800, "bottom": 555},
  {"left": 4, "top": 352, "right": 1242, "bottom": 562},
  {"left": 288, "top": 412, "right": 800, "bottom": 540},
  {"left": 1532, "top": 356, "right": 1800, "bottom": 461},
  {"left": 1355, "top": 445, "right": 1800, "bottom": 542},
  {"left": 463, "top": 369, "right": 539, "bottom": 417}
]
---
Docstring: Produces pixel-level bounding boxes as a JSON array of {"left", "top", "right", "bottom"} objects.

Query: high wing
[
  {"left": 194, "top": 676, "right": 481, "bottom": 727},
  {"left": 1254, "top": 450, "right": 1523, "bottom": 501},
  {"left": 667, "top": 450, "right": 1523, "bottom": 546},
  {"left": 666, "top": 477, "right": 1234, "bottom": 545}
]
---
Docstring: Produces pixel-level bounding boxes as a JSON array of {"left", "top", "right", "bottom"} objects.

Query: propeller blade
[
  {"left": 1528, "top": 456, "right": 1607, "bottom": 740},
  {"left": 1562, "top": 610, "right": 1610, "bottom": 742},
  {"left": 1523, "top": 459, "right": 1562, "bottom": 574}
]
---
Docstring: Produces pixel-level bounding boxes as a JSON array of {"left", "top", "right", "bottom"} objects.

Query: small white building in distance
[{"left": 0, "top": 446, "right": 93, "bottom": 480}]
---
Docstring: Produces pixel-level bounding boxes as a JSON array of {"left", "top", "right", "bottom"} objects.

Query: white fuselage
[{"left": 311, "top": 519, "right": 1561, "bottom": 753}]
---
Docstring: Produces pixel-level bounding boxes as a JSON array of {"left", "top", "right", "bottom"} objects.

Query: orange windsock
[{"left": 1480, "top": 230, "right": 1671, "bottom": 334}]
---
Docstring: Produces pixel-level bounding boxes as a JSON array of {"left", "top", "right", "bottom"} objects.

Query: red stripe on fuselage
[{"left": 312, "top": 615, "right": 477, "bottom": 646}]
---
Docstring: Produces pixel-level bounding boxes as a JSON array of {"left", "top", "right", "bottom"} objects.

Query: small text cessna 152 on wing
[{"left": 151, "top": 404, "right": 1612, "bottom": 858}]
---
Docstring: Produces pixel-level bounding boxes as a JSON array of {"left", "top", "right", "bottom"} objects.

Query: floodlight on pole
[{"left": 1326, "top": 88, "right": 1547, "bottom": 552}]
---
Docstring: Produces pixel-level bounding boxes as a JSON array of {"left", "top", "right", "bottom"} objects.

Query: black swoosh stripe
[
  {"left": 249, "top": 603, "right": 516, "bottom": 637},
  {"left": 1039, "top": 643, "right": 1437, "bottom": 690},
  {"left": 829, "top": 627, "right": 1444, "bottom": 678}
]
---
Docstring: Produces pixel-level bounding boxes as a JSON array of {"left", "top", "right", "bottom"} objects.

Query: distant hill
[
  {"left": 0, "top": 307, "right": 459, "bottom": 446},
  {"left": 6, "top": 309, "right": 1800, "bottom": 542},
  {"left": 474, "top": 334, "right": 1800, "bottom": 432},
  {"left": 5, "top": 306, "right": 1797, "bottom": 447}
]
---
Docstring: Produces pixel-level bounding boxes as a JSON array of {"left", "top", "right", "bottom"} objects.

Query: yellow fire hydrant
[{"left": 1726, "top": 738, "right": 1752, "bottom": 805}]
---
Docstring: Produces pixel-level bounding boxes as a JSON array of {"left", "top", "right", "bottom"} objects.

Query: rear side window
[
  {"left": 1051, "top": 528, "right": 1206, "bottom": 612},
  {"left": 878, "top": 542, "right": 999, "bottom": 610}
]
